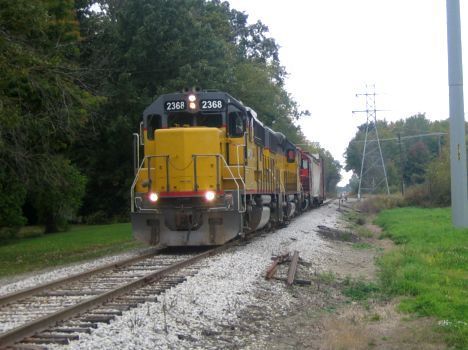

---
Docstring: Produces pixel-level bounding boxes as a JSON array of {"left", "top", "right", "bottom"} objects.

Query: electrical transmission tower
[{"left": 353, "top": 85, "right": 390, "bottom": 198}]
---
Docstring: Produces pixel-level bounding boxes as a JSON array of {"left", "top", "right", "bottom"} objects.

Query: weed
[
  {"left": 343, "top": 279, "right": 380, "bottom": 301},
  {"left": 128, "top": 310, "right": 145, "bottom": 332},
  {"left": 317, "top": 271, "right": 336, "bottom": 284},
  {"left": 363, "top": 300, "right": 371, "bottom": 311},
  {"left": 355, "top": 226, "right": 374, "bottom": 238},
  {"left": 356, "top": 215, "right": 366, "bottom": 225},
  {"left": 343, "top": 275, "right": 351, "bottom": 286},
  {"left": 353, "top": 242, "right": 372, "bottom": 250},
  {"left": 324, "top": 306, "right": 336, "bottom": 313}
]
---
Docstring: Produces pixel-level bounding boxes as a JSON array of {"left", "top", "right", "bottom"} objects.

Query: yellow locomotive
[{"left": 131, "top": 89, "right": 324, "bottom": 246}]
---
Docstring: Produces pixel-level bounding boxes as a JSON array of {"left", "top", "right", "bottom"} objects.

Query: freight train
[{"left": 130, "top": 89, "right": 325, "bottom": 246}]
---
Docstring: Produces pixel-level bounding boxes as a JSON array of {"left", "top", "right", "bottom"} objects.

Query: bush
[
  {"left": 358, "top": 194, "right": 405, "bottom": 214},
  {"left": 426, "top": 147, "right": 451, "bottom": 206},
  {"left": 403, "top": 184, "right": 432, "bottom": 207},
  {"left": 0, "top": 227, "right": 19, "bottom": 241},
  {"left": 84, "top": 211, "right": 109, "bottom": 225},
  {"left": 33, "top": 157, "right": 87, "bottom": 233},
  {"left": 355, "top": 215, "right": 366, "bottom": 225},
  {"left": 403, "top": 144, "right": 451, "bottom": 208}
]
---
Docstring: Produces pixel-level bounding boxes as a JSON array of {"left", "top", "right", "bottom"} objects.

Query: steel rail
[
  {"left": 0, "top": 248, "right": 160, "bottom": 307},
  {"left": 0, "top": 244, "right": 229, "bottom": 348}
]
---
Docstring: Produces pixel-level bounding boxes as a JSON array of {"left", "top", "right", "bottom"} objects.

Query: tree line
[
  {"left": 345, "top": 113, "right": 466, "bottom": 206},
  {"left": 0, "top": 0, "right": 341, "bottom": 238}
]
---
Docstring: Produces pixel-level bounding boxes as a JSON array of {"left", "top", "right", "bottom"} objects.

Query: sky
[{"left": 227, "top": 0, "right": 468, "bottom": 186}]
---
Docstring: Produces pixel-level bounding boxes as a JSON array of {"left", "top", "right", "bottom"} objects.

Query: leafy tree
[
  {"left": 405, "top": 140, "right": 430, "bottom": 185},
  {"left": 346, "top": 115, "right": 438, "bottom": 189},
  {"left": 426, "top": 145, "right": 451, "bottom": 206},
  {"left": 322, "top": 149, "right": 342, "bottom": 195},
  {"left": 33, "top": 157, "right": 87, "bottom": 233},
  {"left": 73, "top": 0, "right": 322, "bottom": 218},
  {"left": 343, "top": 113, "right": 462, "bottom": 202},
  {"left": 0, "top": 168, "right": 26, "bottom": 239},
  {"left": 0, "top": 0, "right": 99, "bottom": 233},
  {"left": 0, "top": 0, "right": 350, "bottom": 235}
]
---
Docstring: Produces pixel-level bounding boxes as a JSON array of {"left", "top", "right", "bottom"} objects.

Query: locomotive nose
[{"left": 152, "top": 127, "right": 222, "bottom": 194}]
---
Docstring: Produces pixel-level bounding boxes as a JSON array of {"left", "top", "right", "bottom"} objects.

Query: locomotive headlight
[
  {"left": 189, "top": 102, "right": 197, "bottom": 110},
  {"left": 188, "top": 94, "right": 197, "bottom": 102},
  {"left": 205, "top": 191, "right": 216, "bottom": 201},
  {"left": 148, "top": 192, "right": 159, "bottom": 202}
]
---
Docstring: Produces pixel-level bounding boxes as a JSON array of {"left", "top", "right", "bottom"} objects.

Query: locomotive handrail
[
  {"left": 192, "top": 153, "right": 246, "bottom": 213},
  {"left": 131, "top": 153, "right": 246, "bottom": 213},
  {"left": 191, "top": 154, "right": 220, "bottom": 192},
  {"left": 133, "top": 133, "right": 140, "bottom": 176},
  {"left": 130, "top": 155, "right": 170, "bottom": 213},
  {"left": 279, "top": 169, "right": 286, "bottom": 196},
  {"left": 131, "top": 158, "right": 146, "bottom": 213},
  {"left": 220, "top": 154, "right": 246, "bottom": 213},
  {"left": 234, "top": 142, "right": 247, "bottom": 212},
  {"left": 147, "top": 155, "right": 170, "bottom": 193},
  {"left": 234, "top": 143, "right": 245, "bottom": 178}
]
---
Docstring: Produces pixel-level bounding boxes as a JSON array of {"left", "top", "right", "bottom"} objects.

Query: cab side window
[
  {"left": 146, "top": 114, "right": 162, "bottom": 140},
  {"left": 228, "top": 105, "right": 244, "bottom": 137},
  {"left": 286, "top": 149, "right": 296, "bottom": 163}
]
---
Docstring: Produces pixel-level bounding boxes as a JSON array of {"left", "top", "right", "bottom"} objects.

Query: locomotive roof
[
  {"left": 143, "top": 90, "right": 246, "bottom": 117},
  {"left": 142, "top": 90, "right": 301, "bottom": 153}
]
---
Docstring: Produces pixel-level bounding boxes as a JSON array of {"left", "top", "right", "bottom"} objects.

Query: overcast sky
[{"left": 227, "top": 0, "right": 468, "bottom": 185}]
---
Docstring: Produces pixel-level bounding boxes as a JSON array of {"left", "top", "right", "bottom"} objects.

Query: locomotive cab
[{"left": 131, "top": 90, "right": 247, "bottom": 246}]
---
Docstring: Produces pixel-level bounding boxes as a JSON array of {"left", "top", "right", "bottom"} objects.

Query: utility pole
[
  {"left": 353, "top": 85, "right": 390, "bottom": 199},
  {"left": 446, "top": 0, "right": 468, "bottom": 228}
]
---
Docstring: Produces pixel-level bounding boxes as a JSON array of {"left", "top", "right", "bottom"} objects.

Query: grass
[
  {"left": 344, "top": 210, "right": 374, "bottom": 238},
  {"left": 353, "top": 242, "right": 372, "bottom": 250},
  {"left": 0, "top": 224, "right": 143, "bottom": 277},
  {"left": 317, "top": 271, "right": 336, "bottom": 284},
  {"left": 342, "top": 277, "right": 380, "bottom": 301},
  {"left": 375, "top": 207, "right": 468, "bottom": 348}
]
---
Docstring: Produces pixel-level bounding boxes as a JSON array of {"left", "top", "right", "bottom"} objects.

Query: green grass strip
[
  {"left": 0, "top": 224, "right": 143, "bottom": 278},
  {"left": 375, "top": 207, "right": 468, "bottom": 348}
]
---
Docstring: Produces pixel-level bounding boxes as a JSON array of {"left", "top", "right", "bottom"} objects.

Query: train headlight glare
[
  {"left": 205, "top": 191, "right": 216, "bottom": 201},
  {"left": 189, "top": 102, "right": 196, "bottom": 110},
  {"left": 188, "top": 94, "right": 196, "bottom": 102},
  {"left": 148, "top": 192, "right": 159, "bottom": 202}
]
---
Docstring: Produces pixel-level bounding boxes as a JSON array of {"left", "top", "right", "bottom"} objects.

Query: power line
[{"left": 350, "top": 132, "right": 448, "bottom": 143}]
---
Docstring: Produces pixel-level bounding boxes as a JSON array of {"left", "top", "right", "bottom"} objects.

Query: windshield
[{"left": 168, "top": 112, "right": 222, "bottom": 128}]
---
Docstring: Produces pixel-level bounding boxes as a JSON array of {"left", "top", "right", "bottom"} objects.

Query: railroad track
[
  {"left": 0, "top": 244, "right": 235, "bottom": 349},
  {"left": 0, "top": 204, "right": 327, "bottom": 350}
]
